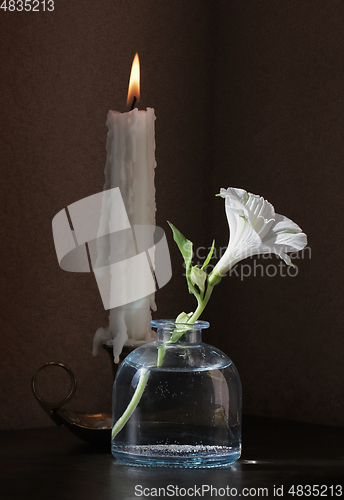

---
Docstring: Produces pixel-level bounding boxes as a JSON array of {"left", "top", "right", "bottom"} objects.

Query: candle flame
[{"left": 127, "top": 53, "right": 140, "bottom": 108}]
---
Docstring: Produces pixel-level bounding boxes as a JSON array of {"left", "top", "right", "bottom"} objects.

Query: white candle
[{"left": 93, "top": 54, "right": 157, "bottom": 363}]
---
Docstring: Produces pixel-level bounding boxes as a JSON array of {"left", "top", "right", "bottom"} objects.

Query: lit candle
[{"left": 93, "top": 53, "right": 157, "bottom": 363}]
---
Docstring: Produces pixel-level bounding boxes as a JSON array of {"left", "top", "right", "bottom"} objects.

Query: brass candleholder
[{"left": 31, "top": 346, "right": 133, "bottom": 446}]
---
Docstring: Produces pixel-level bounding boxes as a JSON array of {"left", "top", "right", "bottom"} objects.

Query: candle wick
[{"left": 130, "top": 96, "right": 137, "bottom": 111}]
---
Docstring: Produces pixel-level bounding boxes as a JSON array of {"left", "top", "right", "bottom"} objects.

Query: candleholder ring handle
[{"left": 31, "top": 361, "right": 77, "bottom": 416}]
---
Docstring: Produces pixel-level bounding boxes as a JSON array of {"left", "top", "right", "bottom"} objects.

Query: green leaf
[
  {"left": 176, "top": 311, "right": 193, "bottom": 323},
  {"left": 190, "top": 266, "right": 207, "bottom": 293},
  {"left": 201, "top": 240, "right": 215, "bottom": 271},
  {"left": 168, "top": 222, "right": 200, "bottom": 300},
  {"left": 168, "top": 222, "right": 193, "bottom": 271}
]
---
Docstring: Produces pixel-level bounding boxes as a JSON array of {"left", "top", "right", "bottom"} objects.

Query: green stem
[
  {"left": 188, "top": 281, "right": 215, "bottom": 322},
  {"left": 169, "top": 280, "right": 215, "bottom": 343},
  {"left": 111, "top": 277, "right": 219, "bottom": 439},
  {"left": 111, "top": 368, "right": 150, "bottom": 439},
  {"left": 157, "top": 346, "right": 166, "bottom": 367}
]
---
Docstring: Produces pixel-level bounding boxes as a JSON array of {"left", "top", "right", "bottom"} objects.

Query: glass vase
[{"left": 111, "top": 320, "right": 242, "bottom": 468}]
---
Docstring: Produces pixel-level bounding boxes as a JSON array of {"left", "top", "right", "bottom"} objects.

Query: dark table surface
[{"left": 0, "top": 416, "right": 343, "bottom": 500}]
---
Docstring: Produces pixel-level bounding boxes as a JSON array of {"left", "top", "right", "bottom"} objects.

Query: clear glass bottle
[{"left": 111, "top": 320, "right": 242, "bottom": 468}]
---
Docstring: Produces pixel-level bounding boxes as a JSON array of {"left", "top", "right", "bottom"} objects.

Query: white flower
[{"left": 209, "top": 188, "right": 307, "bottom": 282}]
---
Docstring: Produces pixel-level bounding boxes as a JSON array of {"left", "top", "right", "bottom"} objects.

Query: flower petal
[
  {"left": 263, "top": 232, "right": 307, "bottom": 253},
  {"left": 277, "top": 252, "right": 293, "bottom": 266},
  {"left": 210, "top": 187, "right": 307, "bottom": 278},
  {"left": 270, "top": 213, "right": 303, "bottom": 234},
  {"left": 213, "top": 195, "right": 262, "bottom": 276},
  {"left": 262, "top": 214, "right": 307, "bottom": 252},
  {"left": 220, "top": 187, "right": 248, "bottom": 201},
  {"left": 245, "top": 193, "right": 275, "bottom": 229}
]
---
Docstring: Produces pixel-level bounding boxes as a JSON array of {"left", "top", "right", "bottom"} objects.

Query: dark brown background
[{"left": 0, "top": 0, "right": 343, "bottom": 430}]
